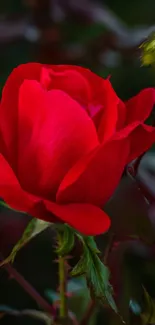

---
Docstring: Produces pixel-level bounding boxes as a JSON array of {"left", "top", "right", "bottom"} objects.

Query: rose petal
[
  {"left": 58, "top": 120, "right": 154, "bottom": 207},
  {"left": 116, "top": 100, "right": 126, "bottom": 130},
  {"left": 18, "top": 80, "right": 99, "bottom": 199},
  {"left": 127, "top": 123, "right": 155, "bottom": 163},
  {"left": 113, "top": 121, "right": 155, "bottom": 163},
  {"left": 0, "top": 153, "right": 111, "bottom": 235},
  {"left": 44, "top": 200, "right": 111, "bottom": 235},
  {"left": 0, "top": 154, "right": 37, "bottom": 212},
  {"left": 49, "top": 65, "right": 104, "bottom": 100},
  {"left": 57, "top": 138, "right": 130, "bottom": 207},
  {"left": 41, "top": 66, "right": 91, "bottom": 108},
  {"left": 0, "top": 153, "right": 110, "bottom": 235},
  {"left": 49, "top": 65, "right": 118, "bottom": 128},
  {"left": 60, "top": 67, "right": 120, "bottom": 141},
  {"left": 0, "top": 63, "right": 41, "bottom": 170},
  {"left": 125, "top": 88, "right": 155, "bottom": 125},
  {"left": 88, "top": 104, "right": 104, "bottom": 129},
  {"left": 97, "top": 80, "right": 119, "bottom": 142},
  {"left": 0, "top": 155, "right": 59, "bottom": 224}
]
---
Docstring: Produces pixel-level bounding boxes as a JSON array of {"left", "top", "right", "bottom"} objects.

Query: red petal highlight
[
  {"left": 57, "top": 138, "right": 129, "bottom": 207},
  {"left": 18, "top": 80, "right": 99, "bottom": 199},
  {"left": 0, "top": 63, "right": 41, "bottom": 169}
]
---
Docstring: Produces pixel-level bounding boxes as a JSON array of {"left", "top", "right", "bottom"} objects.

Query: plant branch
[
  {"left": 80, "top": 300, "right": 96, "bottom": 325},
  {"left": 127, "top": 165, "right": 155, "bottom": 204},
  {"left": 0, "top": 256, "right": 56, "bottom": 318}
]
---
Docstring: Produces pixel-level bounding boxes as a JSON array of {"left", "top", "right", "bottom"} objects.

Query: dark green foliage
[
  {"left": 141, "top": 288, "right": 155, "bottom": 325},
  {"left": 55, "top": 224, "right": 75, "bottom": 256},
  {"left": 71, "top": 235, "right": 117, "bottom": 312}
]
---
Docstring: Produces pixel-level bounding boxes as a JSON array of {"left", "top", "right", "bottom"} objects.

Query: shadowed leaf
[
  {"left": 56, "top": 224, "right": 75, "bottom": 256},
  {"left": 141, "top": 287, "right": 155, "bottom": 325},
  {"left": 71, "top": 235, "right": 117, "bottom": 312},
  {"left": 0, "top": 219, "right": 51, "bottom": 266}
]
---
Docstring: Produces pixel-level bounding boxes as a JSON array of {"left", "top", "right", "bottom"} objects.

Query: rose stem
[
  {"left": 1, "top": 257, "right": 56, "bottom": 317},
  {"left": 80, "top": 232, "right": 114, "bottom": 325},
  {"left": 57, "top": 233, "right": 68, "bottom": 319},
  {"left": 59, "top": 255, "right": 68, "bottom": 318}
]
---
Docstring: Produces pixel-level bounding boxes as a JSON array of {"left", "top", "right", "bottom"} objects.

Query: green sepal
[{"left": 55, "top": 224, "right": 75, "bottom": 256}]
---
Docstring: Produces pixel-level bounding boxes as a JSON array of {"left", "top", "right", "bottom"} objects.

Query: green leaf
[
  {"left": 141, "top": 288, "right": 155, "bottom": 325},
  {"left": 71, "top": 235, "right": 117, "bottom": 312},
  {"left": 0, "top": 219, "right": 51, "bottom": 266},
  {"left": 84, "top": 236, "right": 101, "bottom": 254},
  {"left": 56, "top": 224, "right": 75, "bottom": 256},
  {"left": 70, "top": 236, "right": 89, "bottom": 276},
  {"left": 140, "top": 32, "right": 155, "bottom": 66}
]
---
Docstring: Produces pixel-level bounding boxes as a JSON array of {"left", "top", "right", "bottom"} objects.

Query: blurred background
[
  {"left": 1, "top": 0, "right": 155, "bottom": 97},
  {"left": 1, "top": 1, "right": 155, "bottom": 325}
]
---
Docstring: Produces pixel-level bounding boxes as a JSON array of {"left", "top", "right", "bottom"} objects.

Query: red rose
[{"left": 0, "top": 63, "right": 155, "bottom": 235}]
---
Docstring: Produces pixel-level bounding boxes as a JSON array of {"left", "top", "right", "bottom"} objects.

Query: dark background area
[
  {"left": 1, "top": 1, "right": 155, "bottom": 324},
  {"left": 1, "top": 0, "right": 155, "bottom": 98}
]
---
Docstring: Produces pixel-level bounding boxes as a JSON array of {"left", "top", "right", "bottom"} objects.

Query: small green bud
[{"left": 140, "top": 32, "right": 155, "bottom": 66}]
